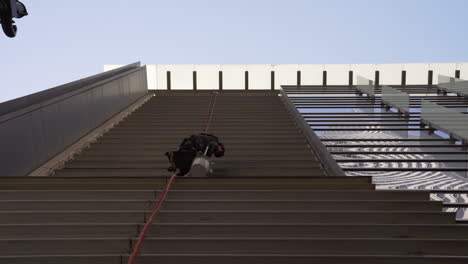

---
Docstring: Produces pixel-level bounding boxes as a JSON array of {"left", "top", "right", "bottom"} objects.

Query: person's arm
[{"left": 178, "top": 137, "right": 191, "bottom": 149}]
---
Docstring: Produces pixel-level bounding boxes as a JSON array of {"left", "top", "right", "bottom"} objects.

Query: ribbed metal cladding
[
  {"left": 2, "top": 89, "right": 468, "bottom": 263},
  {"left": 53, "top": 90, "right": 326, "bottom": 177}
]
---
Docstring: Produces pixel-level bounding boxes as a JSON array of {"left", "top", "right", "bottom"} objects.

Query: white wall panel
[
  {"left": 146, "top": 65, "right": 157, "bottom": 90},
  {"left": 247, "top": 65, "right": 272, "bottom": 90},
  {"left": 325, "top": 64, "right": 351, "bottom": 85},
  {"left": 275, "top": 65, "right": 299, "bottom": 89},
  {"left": 134, "top": 63, "right": 468, "bottom": 90},
  {"left": 222, "top": 65, "right": 245, "bottom": 90},
  {"left": 429, "top": 63, "right": 457, "bottom": 84},
  {"left": 377, "top": 64, "right": 403, "bottom": 85},
  {"left": 404, "top": 63, "right": 429, "bottom": 85},
  {"left": 458, "top": 63, "right": 468, "bottom": 80},
  {"left": 351, "top": 64, "right": 376, "bottom": 84},
  {"left": 169, "top": 65, "right": 194, "bottom": 90},
  {"left": 300, "top": 65, "right": 323, "bottom": 85},
  {"left": 195, "top": 65, "right": 219, "bottom": 90},
  {"left": 156, "top": 65, "right": 169, "bottom": 90}
]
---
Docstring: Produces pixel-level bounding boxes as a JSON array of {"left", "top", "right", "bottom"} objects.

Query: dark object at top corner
[{"left": 0, "top": 0, "right": 28, "bottom": 38}]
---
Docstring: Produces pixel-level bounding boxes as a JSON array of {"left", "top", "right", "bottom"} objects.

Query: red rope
[
  {"left": 127, "top": 173, "right": 176, "bottom": 264},
  {"left": 204, "top": 92, "right": 218, "bottom": 134},
  {"left": 127, "top": 92, "right": 219, "bottom": 264}
]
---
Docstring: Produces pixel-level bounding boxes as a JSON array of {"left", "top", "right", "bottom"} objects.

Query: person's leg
[{"left": 173, "top": 151, "right": 196, "bottom": 176}]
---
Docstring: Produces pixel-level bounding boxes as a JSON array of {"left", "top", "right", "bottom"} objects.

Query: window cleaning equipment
[{"left": 191, "top": 143, "right": 216, "bottom": 177}]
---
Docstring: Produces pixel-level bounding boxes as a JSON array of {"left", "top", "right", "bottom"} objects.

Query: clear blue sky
[{"left": 1, "top": 0, "right": 468, "bottom": 103}]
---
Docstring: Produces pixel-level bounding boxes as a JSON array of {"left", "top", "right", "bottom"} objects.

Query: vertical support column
[
  {"left": 297, "top": 71, "right": 301, "bottom": 86},
  {"left": 271, "top": 71, "right": 275, "bottom": 90},
  {"left": 323, "top": 71, "right": 327, "bottom": 87},
  {"left": 428, "top": 70, "right": 433, "bottom": 86},
  {"left": 348, "top": 71, "right": 353, "bottom": 86},
  {"left": 219, "top": 71, "right": 223, "bottom": 90},
  {"left": 245, "top": 71, "right": 249, "bottom": 90},
  {"left": 167, "top": 71, "right": 171, "bottom": 90},
  {"left": 455, "top": 70, "right": 461, "bottom": 79},
  {"left": 193, "top": 71, "right": 197, "bottom": 90},
  {"left": 401, "top": 71, "right": 407, "bottom": 86},
  {"left": 375, "top": 71, "right": 380, "bottom": 87}
]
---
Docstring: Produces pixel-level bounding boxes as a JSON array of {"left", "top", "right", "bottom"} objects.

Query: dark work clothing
[
  {"left": 172, "top": 150, "right": 196, "bottom": 176},
  {"left": 166, "top": 133, "right": 225, "bottom": 176},
  {"left": 179, "top": 133, "right": 224, "bottom": 157}
]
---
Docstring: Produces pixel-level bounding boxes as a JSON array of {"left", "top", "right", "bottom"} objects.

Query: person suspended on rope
[{"left": 165, "top": 133, "right": 225, "bottom": 176}]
